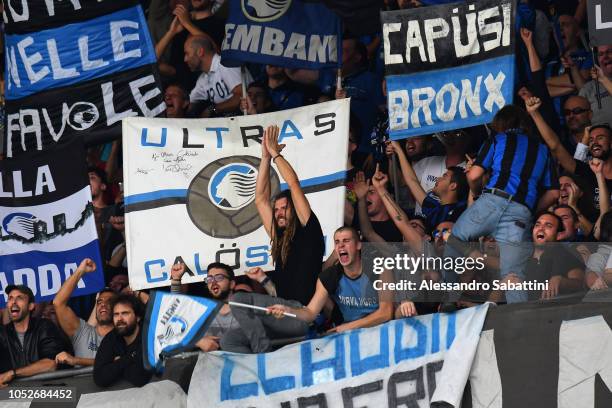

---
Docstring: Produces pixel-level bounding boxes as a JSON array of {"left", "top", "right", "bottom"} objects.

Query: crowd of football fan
[{"left": 1, "top": 0, "right": 612, "bottom": 390}]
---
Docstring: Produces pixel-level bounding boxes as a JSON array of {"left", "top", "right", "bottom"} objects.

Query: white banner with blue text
[
  {"left": 122, "top": 99, "right": 349, "bottom": 290},
  {"left": 188, "top": 304, "right": 490, "bottom": 408}
]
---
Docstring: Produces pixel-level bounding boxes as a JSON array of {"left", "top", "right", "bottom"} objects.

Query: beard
[
  {"left": 96, "top": 313, "right": 113, "bottom": 326},
  {"left": 9, "top": 308, "right": 28, "bottom": 323},
  {"left": 115, "top": 320, "right": 138, "bottom": 337},
  {"left": 592, "top": 147, "right": 611, "bottom": 160},
  {"left": 212, "top": 286, "right": 231, "bottom": 301}
]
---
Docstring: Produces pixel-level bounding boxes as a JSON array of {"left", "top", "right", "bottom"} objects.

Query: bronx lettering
[{"left": 388, "top": 71, "right": 505, "bottom": 131}]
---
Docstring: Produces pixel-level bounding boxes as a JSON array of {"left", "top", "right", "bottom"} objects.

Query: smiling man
[
  {"left": 53, "top": 258, "right": 115, "bottom": 367},
  {"left": 0, "top": 285, "right": 68, "bottom": 387},
  {"left": 529, "top": 97, "right": 612, "bottom": 213},
  {"left": 524, "top": 212, "right": 585, "bottom": 300}
]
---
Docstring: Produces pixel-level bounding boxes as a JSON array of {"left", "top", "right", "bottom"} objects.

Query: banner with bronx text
[
  {"left": 3, "top": 0, "right": 165, "bottom": 157},
  {"left": 122, "top": 99, "right": 349, "bottom": 290},
  {"left": 0, "top": 138, "right": 104, "bottom": 308},
  {"left": 381, "top": 0, "right": 516, "bottom": 139}
]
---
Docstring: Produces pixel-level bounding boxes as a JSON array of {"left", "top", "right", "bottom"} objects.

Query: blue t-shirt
[
  {"left": 269, "top": 81, "right": 306, "bottom": 111},
  {"left": 421, "top": 193, "right": 467, "bottom": 230},
  {"left": 319, "top": 264, "right": 379, "bottom": 323}
]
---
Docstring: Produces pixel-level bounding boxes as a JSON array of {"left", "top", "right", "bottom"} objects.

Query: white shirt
[
  {"left": 412, "top": 155, "right": 466, "bottom": 215},
  {"left": 189, "top": 54, "right": 250, "bottom": 104}
]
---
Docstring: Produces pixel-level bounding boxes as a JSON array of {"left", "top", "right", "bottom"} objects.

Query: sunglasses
[
  {"left": 432, "top": 228, "right": 451, "bottom": 239},
  {"left": 205, "top": 274, "right": 229, "bottom": 284},
  {"left": 563, "top": 107, "right": 590, "bottom": 116}
]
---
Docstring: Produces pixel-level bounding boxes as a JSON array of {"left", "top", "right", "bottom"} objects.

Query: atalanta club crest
[
  {"left": 186, "top": 156, "right": 281, "bottom": 238},
  {"left": 241, "top": 0, "right": 292, "bottom": 22}
]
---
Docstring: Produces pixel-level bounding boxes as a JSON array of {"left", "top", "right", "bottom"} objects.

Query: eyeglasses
[
  {"left": 205, "top": 274, "right": 229, "bottom": 284},
  {"left": 432, "top": 228, "right": 451, "bottom": 239},
  {"left": 563, "top": 107, "right": 590, "bottom": 116}
]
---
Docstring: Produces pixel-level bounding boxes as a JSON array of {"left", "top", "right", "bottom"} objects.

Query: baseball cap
[{"left": 5, "top": 285, "right": 35, "bottom": 303}]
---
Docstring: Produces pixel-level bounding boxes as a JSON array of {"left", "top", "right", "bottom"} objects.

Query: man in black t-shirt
[
  {"left": 524, "top": 212, "right": 585, "bottom": 300},
  {"left": 220, "top": 125, "right": 324, "bottom": 353},
  {"left": 249, "top": 125, "right": 325, "bottom": 305}
]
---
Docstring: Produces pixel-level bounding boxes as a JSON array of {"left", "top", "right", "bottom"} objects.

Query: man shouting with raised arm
[{"left": 53, "top": 259, "right": 115, "bottom": 367}]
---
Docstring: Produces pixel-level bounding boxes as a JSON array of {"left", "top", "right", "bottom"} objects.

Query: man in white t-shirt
[
  {"left": 184, "top": 35, "right": 251, "bottom": 117},
  {"left": 413, "top": 131, "right": 468, "bottom": 214}
]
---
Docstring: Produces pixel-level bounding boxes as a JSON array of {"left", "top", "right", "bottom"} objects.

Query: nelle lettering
[
  {"left": 383, "top": 2, "right": 512, "bottom": 65},
  {"left": 222, "top": 24, "right": 337, "bottom": 63},
  {"left": 6, "top": 18, "right": 143, "bottom": 91}
]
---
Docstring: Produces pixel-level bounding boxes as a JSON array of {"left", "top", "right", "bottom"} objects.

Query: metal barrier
[{"left": 14, "top": 366, "right": 93, "bottom": 382}]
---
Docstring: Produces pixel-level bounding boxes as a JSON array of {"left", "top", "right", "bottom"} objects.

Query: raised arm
[
  {"left": 371, "top": 168, "right": 424, "bottom": 253},
  {"left": 264, "top": 125, "right": 311, "bottom": 226},
  {"left": 353, "top": 171, "right": 385, "bottom": 244},
  {"left": 591, "top": 65, "right": 612, "bottom": 97},
  {"left": 526, "top": 97, "right": 577, "bottom": 174},
  {"left": 53, "top": 258, "right": 96, "bottom": 338},
  {"left": 591, "top": 158, "right": 610, "bottom": 216},
  {"left": 155, "top": 17, "right": 183, "bottom": 60},
  {"left": 255, "top": 127, "right": 275, "bottom": 237},
  {"left": 389, "top": 141, "right": 427, "bottom": 205},
  {"left": 173, "top": 5, "right": 219, "bottom": 52}
]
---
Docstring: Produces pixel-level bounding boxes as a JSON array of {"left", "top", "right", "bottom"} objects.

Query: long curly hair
[{"left": 270, "top": 190, "right": 298, "bottom": 267}]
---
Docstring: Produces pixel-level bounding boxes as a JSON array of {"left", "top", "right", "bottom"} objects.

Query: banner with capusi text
[
  {"left": 381, "top": 0, "right": 516, "bottom": 140},
  {"left": 3, "top": 1, "right": 165, "bottom": 157},
  {"left": 187, "top": 304, "right": 490, "bottom": 407},
  {"left": 588, "top": 0, "right": 612, "bottom": 46},
  {"left": 122, "top": 99, "right": 349, "bottom": 290},
  {"left": 0, "top": 138, "right": 104, "bottom": 308},
  {"left": 221, "top": 0, "right": 341, "bottom": 69}
]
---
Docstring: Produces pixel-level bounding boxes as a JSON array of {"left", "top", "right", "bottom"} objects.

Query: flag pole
[
  {"left": 591, "top": 47, "right": 602, "bottom": 109},
  {"left": 241, "top": 66, "right": 248, "bottom": 116},
  {"left": 228, "top": 301, "right": 298, "bottom": 318}
]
